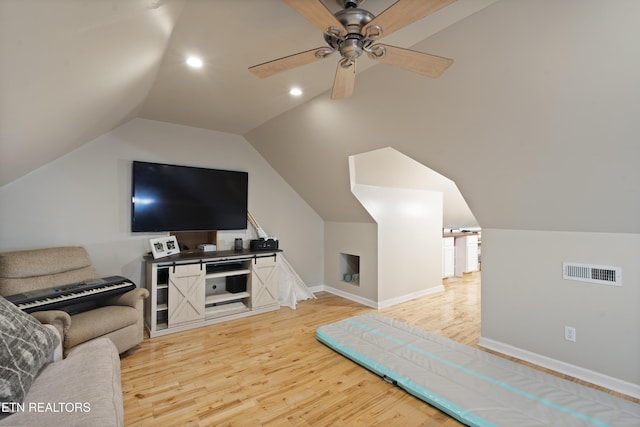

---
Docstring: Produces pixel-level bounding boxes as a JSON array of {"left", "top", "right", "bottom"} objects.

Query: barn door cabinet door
[
  {"left": 168, "top": 263, "right": 205, "bottom": 327},
  {"left": 250, "top": 256, "right": 279, "bottom": 309}
]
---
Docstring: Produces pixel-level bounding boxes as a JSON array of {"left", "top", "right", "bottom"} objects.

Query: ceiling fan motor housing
[{"left": 328, "top": 7, "right": 375, "bottom": 62}]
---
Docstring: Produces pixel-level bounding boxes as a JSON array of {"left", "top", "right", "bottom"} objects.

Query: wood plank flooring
[{"left": 120, "top": 273, "right": 636, "bottom": 426}]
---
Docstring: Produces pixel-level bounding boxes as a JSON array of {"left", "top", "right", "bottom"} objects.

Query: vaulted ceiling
[
  {"left": 2, "top": 0, "right": 639, "bottom": 233},
  {"left": 1, "top": 0, "right": 493, "bottom": 187}
]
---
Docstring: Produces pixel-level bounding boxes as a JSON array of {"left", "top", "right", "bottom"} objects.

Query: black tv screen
[{"left": 131, "top": 161, "right": 248, "bottom": 232}]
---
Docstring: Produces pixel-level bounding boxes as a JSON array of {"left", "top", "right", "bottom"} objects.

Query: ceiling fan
[{"left": 248, "top": 0, "right": 456, "bottom": 99}]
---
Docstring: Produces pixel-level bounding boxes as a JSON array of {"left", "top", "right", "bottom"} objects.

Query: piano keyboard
[{"left": 5, "top": 276, "right": 136, "bottom": 313}]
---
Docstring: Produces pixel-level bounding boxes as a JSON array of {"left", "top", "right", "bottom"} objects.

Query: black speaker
[
  {"left": 234, "top": 238, "right": 243, "bottom": 251},
  {"left": 226, "top": 275, "right": 247, "bottom": 293},
  {"left": 250, "top": 238, "right": 278, "bottom": 250}
]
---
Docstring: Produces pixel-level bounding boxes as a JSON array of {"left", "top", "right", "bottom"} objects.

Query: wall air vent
[{"left": 562, "top": 262, "right": 622, "bottom": 286}]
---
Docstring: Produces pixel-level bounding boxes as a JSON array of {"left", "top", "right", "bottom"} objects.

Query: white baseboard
[
  {"left": 377, "top": 285, "right": 444, "bottom": 309},
  {"left": 310, "top": 284, "right": 445, "bottom": 309},
  {"left": 478, "top": 336, "right": 640, "bottom": 400},
  {"left": 317, "top": 285, "right": 378, "bottom": 308}
]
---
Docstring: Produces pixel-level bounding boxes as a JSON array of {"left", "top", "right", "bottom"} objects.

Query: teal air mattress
[{"left": 316, "top": 313, "right": 640, "bottom": 427}]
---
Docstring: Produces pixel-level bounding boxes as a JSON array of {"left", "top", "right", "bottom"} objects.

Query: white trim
[
  {"left": 320, "top": 286, "right": 378, "bottom": 308},
  {"left": 377, "top": 285, "right": 444, "bottom": 309},
  {"left": 310, "top": 284, "right": 445, "bottom": 309},
  {"left": 478, "top": 336, "right": 640, "bottom": 400}
]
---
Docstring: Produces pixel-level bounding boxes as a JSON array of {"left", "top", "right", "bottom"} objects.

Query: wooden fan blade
[
  {"left": 364, "top": 0, "right": 456, "bottom": 39},
  {"left": 331, "top": 61, "right": 356, "bottom": 99},
  {"left": 249, "top": 47, "right": 331, "bottom": 78},
  {"left": 284, "top": 0, "right": 346, "bottom": 33},
  {"left": 371, "top": 44, "right": 453, "bottom": 78}
]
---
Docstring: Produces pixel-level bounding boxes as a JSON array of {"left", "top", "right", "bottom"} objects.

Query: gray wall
[
  {"left": 0, "top": 118, "right": 324, "bottom": 289},
  {"left": 481, "top": 229, "right": 640, "bottom": 392}
]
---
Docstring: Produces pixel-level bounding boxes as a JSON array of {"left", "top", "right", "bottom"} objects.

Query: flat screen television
[{"left": 131, "top": 161, "right": 248, "bottom": 232}]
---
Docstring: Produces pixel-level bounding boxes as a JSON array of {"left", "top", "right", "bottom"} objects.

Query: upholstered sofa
[
  {"left": 0, "top": 246, "right": 148, "bottom": 355},
  {"left": 0, "top": 295, "right": 123, "bottom": 426}
]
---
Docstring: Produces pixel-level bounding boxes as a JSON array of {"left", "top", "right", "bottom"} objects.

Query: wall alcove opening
[{"left": 340, "top": 253, "right": 360, "bottom": 286}]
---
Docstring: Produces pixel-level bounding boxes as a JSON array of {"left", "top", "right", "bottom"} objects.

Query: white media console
[{"left": 144, "top": 249, "right": 280, "bottom": 337}]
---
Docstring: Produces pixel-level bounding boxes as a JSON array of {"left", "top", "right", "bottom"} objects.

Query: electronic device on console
[{"left": 250, "top": 238, "right": 279, "bottom": 251}]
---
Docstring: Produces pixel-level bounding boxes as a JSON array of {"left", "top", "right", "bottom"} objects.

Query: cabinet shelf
[
  {"left": 157, "top": 303, "right": 168, "bottom": 311},
  {"left": 205, "top": 291, "right": 250, "bottom": 305},
  {"left": 205, "top": 268, "right": 250, "bottom": 279},
  {"left": 205, "top": 301, "right": 249, "bottom": 320}
]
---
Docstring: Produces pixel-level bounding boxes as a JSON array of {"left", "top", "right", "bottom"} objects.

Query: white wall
[
  {"left": 353, "top": 184, "right": 443, "bottom": 306},
  {"left": 351, "top": 148, "right": 446, "bottom": 305},
  {"left": 0, "top": 118, "right": 324, "bottom": 289},
  {"left": 480, "top": 228, "right": 640, "bottom": 396}
]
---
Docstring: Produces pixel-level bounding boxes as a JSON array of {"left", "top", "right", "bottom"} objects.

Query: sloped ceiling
[
  {"left": 137, "top": 0, "right": 497, "bottom": 134},
  {"left": 350, "top": 147, "right": 478, "bottom": 229},
  {"left": 2, "top": 0, "right": 639, "bottom": 233},
  {"left": 0, "top": 0, "right": 495, "bottom": 188},
  {"left": 0, "top": 0, "right": 186, "bottom": 187}
]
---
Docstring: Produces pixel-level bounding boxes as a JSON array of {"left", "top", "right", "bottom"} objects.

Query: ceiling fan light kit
[{"left": 248, "top": 0, "right": 456, "bottom": 99}]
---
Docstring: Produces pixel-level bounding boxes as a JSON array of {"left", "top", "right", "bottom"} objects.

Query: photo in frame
[{"left": 149, "top": 236, "right": 180, "bottom": 259}]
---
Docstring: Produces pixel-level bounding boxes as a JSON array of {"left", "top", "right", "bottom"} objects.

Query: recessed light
[
  {"left": 289, "top": 87, "right": 303, "bottom": 96},
  {"left": 186, "top": 56, "right": 203, "bottom": 68}
]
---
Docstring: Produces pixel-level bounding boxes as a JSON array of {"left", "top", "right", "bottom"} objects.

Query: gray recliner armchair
[{"left": 0, "top": 246, "right": 148, "bottom": 356}]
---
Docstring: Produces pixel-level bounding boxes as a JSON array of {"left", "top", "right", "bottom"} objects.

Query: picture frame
[{"left": 149, "top": 236, "right": 180, "bottom": 259}]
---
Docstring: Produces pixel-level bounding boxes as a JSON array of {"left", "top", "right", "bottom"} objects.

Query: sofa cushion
[
  {"left": 0, "top": 296, "right": 59, "bottom": 407},
  {"left": 0, "top": 338, "right": 124, "bottom": 426},
  {"left": 65, "top": 306, "right": 138, "bottom": 349}
]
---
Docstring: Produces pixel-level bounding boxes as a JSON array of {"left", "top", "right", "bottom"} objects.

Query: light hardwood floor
[{"left": 120, "top": 273, "right": 637, "bottom": 426}]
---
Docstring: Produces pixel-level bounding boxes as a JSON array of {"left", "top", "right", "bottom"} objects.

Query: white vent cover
[{"left": 563, "top": 262, "right": 622, "bottom": 286}]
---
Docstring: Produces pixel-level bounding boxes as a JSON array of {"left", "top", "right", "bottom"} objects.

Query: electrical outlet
[{"left": 564, "top": 326, "right": 576, "bottom": 342}]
